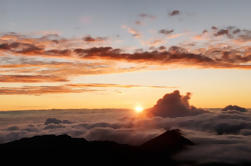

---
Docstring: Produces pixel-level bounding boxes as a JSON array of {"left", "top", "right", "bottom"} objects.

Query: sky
[{"left": 0, "top": 0, "right": 251, "bottom": 110}]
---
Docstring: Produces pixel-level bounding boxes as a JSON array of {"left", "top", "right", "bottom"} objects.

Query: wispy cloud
[
  {"left": 67, "top": 83, "right": 176, "bottom": 89},
  {"left": 0, "top": 75, "right": 68, "bottom": 83},
  {"left": 0, "top": 86, "right": 100, "bottom": 95},
  {"left": 122, "top": 25, "right": 141, "bottom": 38},
  {"left": 0, "top": 83, "right": 175, "bottom": 95}
]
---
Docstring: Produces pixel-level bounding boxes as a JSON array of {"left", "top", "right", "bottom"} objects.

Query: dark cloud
[
  {"left": 148, "top": 90, "right": 206, "bottom": 118},
  {"left": 83, "top": 35, "right": 107, "bottom": 43},
  {"left": 209, "top": 26, "right": 251, "bottom": 42},
  {"left": 44, "top": 118, "right": 72, "bottom": 125},
  {"left": 214, "top": 29, "right": 231, "bottom": 37},
  {"left": 159, "top": 29, "right": 174, "bottom": 35},
  {"left": 73, "top": 122, "right": 133, "bottom": 130},
  {"left": 74, "top": 46, "right": 251, "bottom": 69},
  {"left": 211, "top": 26, "right": 218, "bottom": 30},
  {"left": 74, "top": 47, "right": 234, "bottom": 68},
  {"left": 23, "top": 126, "right": 39, "bottom": 132},
  {"left": 44, "top": 49, "right": 71, "bottom": 57},
  {"left": 0, "top": 42, "right": 42, "bottom": 54},
  {"left": 169, "top": 10, "right": 180, "bottom": 16},
  {"left": 158, "top": 46, "right": 166, "bottom": 50},
  {"left": 233, "top": 28, "right": 241, "bottom": 34},
  {"left": 6, "top": 126, "right": 19, "bottom": 131}
]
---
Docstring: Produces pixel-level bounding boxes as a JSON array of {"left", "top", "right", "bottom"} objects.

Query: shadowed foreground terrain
[
  {"left": 0, "top": 129, "right": 191, "bottom": 165},
  {"left": 0, "top": 129, "right": 249, "bottom": 166}
]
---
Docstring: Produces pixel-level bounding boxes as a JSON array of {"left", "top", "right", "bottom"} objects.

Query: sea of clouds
[{"left": 0, "top": 90, "right": 251, "bottom": 164}]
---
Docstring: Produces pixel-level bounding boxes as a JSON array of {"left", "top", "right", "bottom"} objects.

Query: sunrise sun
[{"left": 134, "top": 106, "right": 144, "bottom": 113}]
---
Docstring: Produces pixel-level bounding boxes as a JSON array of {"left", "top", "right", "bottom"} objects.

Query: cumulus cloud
[{"left": 148, "top": 90, "right": 205, "bottom": 118}]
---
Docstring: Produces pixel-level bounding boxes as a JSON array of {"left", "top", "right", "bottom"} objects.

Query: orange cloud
[
  {"left": 0, "top": 75, "right": 68, "bottom": 83},
  {"left": 74, "top": 46, "right": 251, "bottom": 69},
  {"left": 67, "top": 83, "right": 176, "bottom": 89},
  {"left": 0, "top": 83, "right": 174, "bottom": 95},
  {"left": 1, "top": 31, "right": 251, "bottom": 86},
  {"left": 0, "top": 86, "right": 100, "bottom": 95}
]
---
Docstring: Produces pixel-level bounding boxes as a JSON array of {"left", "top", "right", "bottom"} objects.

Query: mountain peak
[{"left": 140, "top": 129, "right": 194, "bottom": 153}]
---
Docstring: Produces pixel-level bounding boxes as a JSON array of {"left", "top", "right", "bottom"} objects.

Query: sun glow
[{"left": 134, "top": 106, "right": 144, "bottom": 113}]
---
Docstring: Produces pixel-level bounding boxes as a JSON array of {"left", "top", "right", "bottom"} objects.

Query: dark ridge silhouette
[
  {"left": 140, "top": 129, "right": 194, "bottom": 153},
  {"left": 1, "top": 134, "right": 88, "bottom": 148},
  {"left": 0, "top": 129, "right": 191, "bottom": 165},
  {"left": 222, "top": 105, "right": 247, "bottom": 112},
  {"left": 1, "top": 130, "right": 248, "bottom": 166}
]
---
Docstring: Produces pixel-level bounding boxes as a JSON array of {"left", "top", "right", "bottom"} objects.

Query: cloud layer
[
  {"left": 0, "top": 25, "right": 251, "bottom": 95},
  {"left": 0, "top": 90, "right": 250, "bottom": 164}
]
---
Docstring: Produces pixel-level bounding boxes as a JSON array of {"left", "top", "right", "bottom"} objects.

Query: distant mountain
[
  {"left": 222, "top": 105, "right": 247, "bottom": 112},
  {"left": 0, "top": 129, "right": 192, "bottom": 165}
]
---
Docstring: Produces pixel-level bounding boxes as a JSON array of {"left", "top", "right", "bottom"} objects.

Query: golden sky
[{"left": 1, "top": 0, "right": 251, "bottom": 110}]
